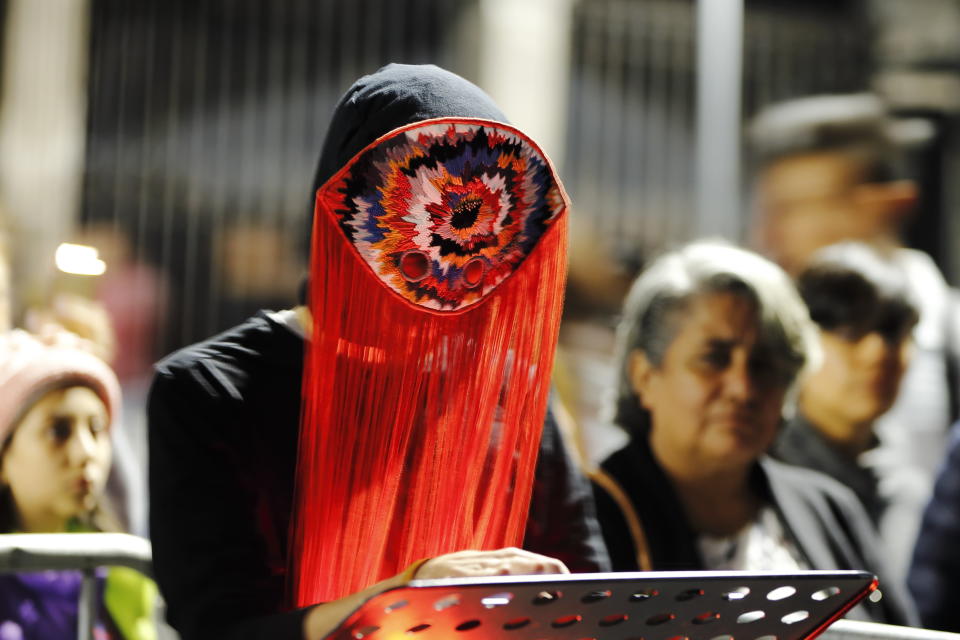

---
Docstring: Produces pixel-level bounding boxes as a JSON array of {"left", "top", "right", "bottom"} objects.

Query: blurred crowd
[{"left": 2, "top": 65, "right": 960, "bottom": 639}]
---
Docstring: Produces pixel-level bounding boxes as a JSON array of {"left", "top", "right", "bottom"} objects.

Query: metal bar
[
  {"left": 695, "top": 0, "right": 744, "bottom": 240},
  {"left": 77, "top": 567, "right": 96, "bottom": 640},
  {"left": 824, "top": 619, "right": 960, "bottom": 640},
  {"left": 0, "top": 533, "right": 153, "bottom": 576},
  {"left": 0, "top": 0, "right": 91, "bottom": 313}
]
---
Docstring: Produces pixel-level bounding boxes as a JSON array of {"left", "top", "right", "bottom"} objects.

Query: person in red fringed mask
[{"left": 148, "top": 63, "right": 609, "bottom": 640}]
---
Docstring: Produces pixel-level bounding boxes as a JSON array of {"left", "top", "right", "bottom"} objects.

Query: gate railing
[{"left": 0, "top": 533, "right": 156, "bottom": 640}]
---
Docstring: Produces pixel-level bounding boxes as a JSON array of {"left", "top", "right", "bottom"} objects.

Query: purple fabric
[{"left": 0, "top": 571, "right": 114, "bottom": 640}]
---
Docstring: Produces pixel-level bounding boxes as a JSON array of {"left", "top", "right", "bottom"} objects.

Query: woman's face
[
  {"left": 2, "top": 386, "right": 112, "bottom": 532},
  {"left": 631, "top": 292, "right": 789, "bottom": 473}
]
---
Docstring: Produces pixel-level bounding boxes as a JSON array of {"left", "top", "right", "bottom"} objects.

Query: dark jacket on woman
[
  {"left": 772, "top": 413, "right": 884, "bottom": 525},
  {"left": 593, "top": 433, "right": 917, "bottom": 626}
]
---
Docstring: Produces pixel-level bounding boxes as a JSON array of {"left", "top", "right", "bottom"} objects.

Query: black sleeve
[
  {"left": 148, "top": 369, "right": 310, "bottom": 640},
  {"left": 522, "top": 409, "right": 612, "bottom": 572}
]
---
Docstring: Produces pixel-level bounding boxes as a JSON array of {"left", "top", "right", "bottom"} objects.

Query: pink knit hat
[{"left": 0, "top": 329, "right": 121, "bottom": 442}]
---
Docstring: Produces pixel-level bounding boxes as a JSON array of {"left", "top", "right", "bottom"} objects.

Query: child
[{"left": 0, "top": 329, "right": 155, "bottom": 639}]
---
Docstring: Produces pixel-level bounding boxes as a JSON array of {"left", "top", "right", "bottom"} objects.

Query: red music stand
[{"left": 325, "top": 570, "right": 877, "bottom": 640}]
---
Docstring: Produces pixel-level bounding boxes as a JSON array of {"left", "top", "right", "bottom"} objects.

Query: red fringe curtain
[{"left": 289, "top": 122, "right": 568, "bottom": 605}]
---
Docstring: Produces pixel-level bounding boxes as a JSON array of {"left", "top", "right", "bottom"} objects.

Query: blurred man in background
[{"left": 750, "top": 93, "right": 960, "bottom": 585}]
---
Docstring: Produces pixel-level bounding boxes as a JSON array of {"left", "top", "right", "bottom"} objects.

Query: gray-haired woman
[{"left": 593, "top": 240, "right": 916, "bottom": 626}]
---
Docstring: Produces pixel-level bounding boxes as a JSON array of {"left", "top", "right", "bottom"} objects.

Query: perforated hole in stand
[
  {"left": 503, "top": 617, "right": 531, "bottom": 631},
  {"left": 646, "top": 612, "right": 676, "bottom": 626},
  {"left": 756, "top": 635, "right": 778, "bottom": 640},
  {"left": 598, "top": 614, "right": 628, "bottom": 627},
  {"left": 737, "top": 610, "right": 766, "bottom": 624},
  {"left": 582, "top": 589, "right": 612, "bottom": 603},
  {"left": 811, "top": 586, "right": 841, "bottom": 601},
  {"left": 383, "top": 599, "right": 408, "bottom": 613},
  {"left": 352, "top": 625, "right": 379, "bottom": 639},
  {"left": 666, "top": 634, "right": 690, "bottom": 640},
  {"left": 781, "top": 610, "right": 810, "bottom": 625},
  {"left": 434, "top": 594, "right": 460, "bottom": 611},
  {"left": 481, "top": 592, "right": 513, "bottom": 608},
  {"left": 406, "top": 623, "right": 430, "bottom": 633},
  {"left": 630, "top": 588, "right": 660, "bottom": 602},
  {"left": 552, "top": 614, "right": 583, "bottom": 628},
  {"left": 709, "top": 635, "right": 735, "bottom": 640},
  {"left": 693, "top": 611, "right": 721, "bottom": 624},
  {"left": 533, "top": 590, "right": 562, "bottom": 605},
  {"left": 722, "top": 586, "right": 750, "bottom": 601},
  {"left": 455, "top": 619, "right": 481, "bottom": 632},
  {"left": 767, "top": 586, "right": 796, "bottom": 601},
  {"left": 676, "top": 588, "right": 705, "bottom": 601}
]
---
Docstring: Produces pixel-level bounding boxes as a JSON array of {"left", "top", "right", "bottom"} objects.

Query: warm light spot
[{"left": 55, "top": 243, "right": 107, "bottom": 276}]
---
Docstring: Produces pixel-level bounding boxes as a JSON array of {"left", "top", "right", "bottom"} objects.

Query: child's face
[{"left": 2, "top": 386, "right": 112, "bottom": 532}]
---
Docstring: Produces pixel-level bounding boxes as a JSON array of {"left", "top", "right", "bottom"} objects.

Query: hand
[{"left": 414, "top": 547, "right": 569, "bottom": 579}]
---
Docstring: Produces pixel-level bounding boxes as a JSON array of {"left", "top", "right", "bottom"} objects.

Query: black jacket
[
  {"left": 149, "top": 312, "right": 609, "bottom": 640},
  {"left": 593, "top": 434, "right": 917, "bottom": 626},
  {"left": 772, "top": 413, "right": 883, "bottom": 525}
]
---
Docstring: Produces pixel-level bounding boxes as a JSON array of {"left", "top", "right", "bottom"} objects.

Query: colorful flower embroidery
[{"left": 324, "top": 120, "right": 565, "bottom": 311}]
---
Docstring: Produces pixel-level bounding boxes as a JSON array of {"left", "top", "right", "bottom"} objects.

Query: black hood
[
  {"left": 310, "top": 63, "right": 508, "bottom": 195},
  {"left": 298, "top": 63, "right": 509, "bottom": 297}
]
